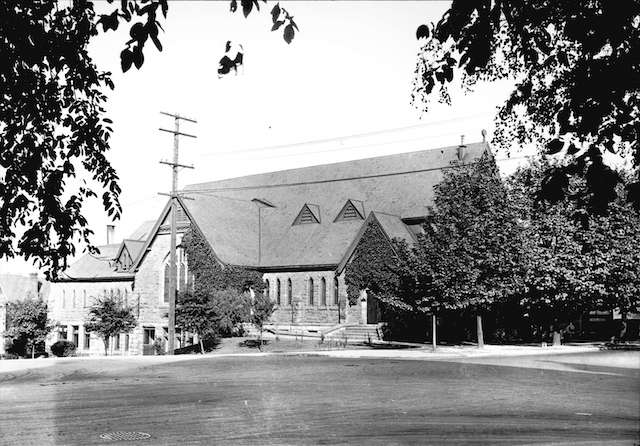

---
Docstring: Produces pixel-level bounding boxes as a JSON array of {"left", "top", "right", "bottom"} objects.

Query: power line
[
  {"left": 186, "top": 155, "right": 530, "bottom": 195},
  {"left": 198, "top": 113, "right": 490, "bottom": 158}
]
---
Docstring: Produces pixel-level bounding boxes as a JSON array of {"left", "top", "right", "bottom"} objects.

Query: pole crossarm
[
  {"left": 159, "top": 128, "right": 197, "bottom": 138},
  {"left": 160, "top": 111, "right": 197, "bottom": 123},
  {"left": 159, "top": 160, "right": 195, "bottom": 169},
  {"left": 158, "top": 192, "right": 195, "bottom": 200}
]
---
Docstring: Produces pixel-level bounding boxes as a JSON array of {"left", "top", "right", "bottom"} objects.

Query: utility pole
[{"left": 159, "top": 111, "right": 196, "bottom": 355}]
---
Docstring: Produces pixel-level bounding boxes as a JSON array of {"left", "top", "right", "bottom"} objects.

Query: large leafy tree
[
  {"left": 417, "top": 153, "right": 525, "bottom": 347},
  {"left": 84, "top": 294, "right": 137, "bottom": 355},
  {"left": 413, "top": 1, "right": 640, "bottom": 212},
  {"left": 508, "top": 159, "right": 640, "bottom": 341},
  {"left": 1, "top": 0, "right": 296, "bottom": 278},
  {"left": 4, "top": 298, "right": 53, "bottom": 358}
]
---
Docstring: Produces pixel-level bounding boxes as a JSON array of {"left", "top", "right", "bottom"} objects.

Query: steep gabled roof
[
  {"left": 57, "top": 244, "right": 135, "bottom": 282},
  {"left": 176, "top": 142, "right": 489, "bottom": 269}
]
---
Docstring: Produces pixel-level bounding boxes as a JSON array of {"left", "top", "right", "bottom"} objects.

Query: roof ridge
[{"left": 185, "top": 142, "right": 488, "bottom": 192}]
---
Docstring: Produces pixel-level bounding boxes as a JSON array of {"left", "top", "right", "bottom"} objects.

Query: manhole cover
[{"left": 100, "top": 432, "right": 151, "bottom": 441}]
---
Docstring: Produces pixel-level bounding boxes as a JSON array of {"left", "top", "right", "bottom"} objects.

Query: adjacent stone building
[{"left": 49, "top": 142, "right": 489, "bottom": 354}]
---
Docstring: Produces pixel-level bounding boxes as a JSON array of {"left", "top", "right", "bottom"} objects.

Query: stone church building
[{"left": 48, "top": 142, "right": 489, "bottom": 355}]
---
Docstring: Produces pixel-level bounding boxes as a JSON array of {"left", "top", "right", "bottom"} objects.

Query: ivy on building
[
  {"left": 181, "top": 225, "right": 264, "bottom": 294},
  {"left": 344, "top": 217, "right": 401, "bottom": 307}
]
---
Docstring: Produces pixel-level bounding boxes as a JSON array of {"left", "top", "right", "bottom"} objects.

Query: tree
[
  {"left": 417, "top": 153, "right": 525, "bottom": 347},
  {"left": 4, "top": 298, "right": 53, "bottom": 358},
  {"left": 84, "top": 294, "right": 137, "bottom": 355},
  {"left": 179, "top": 226, "right": 265, "bottom": 352},
  {"left": 413, "top": 1, "right": 640, "bottom": 212},
  {"left": 250, "top": 290, "right": 275, "bottom": 351},
  {"left": 1, "top": 0, "right": 296, "bottom": 278},
  {"left": 508, "top": 159, "right": 640, "bottom": 343}
]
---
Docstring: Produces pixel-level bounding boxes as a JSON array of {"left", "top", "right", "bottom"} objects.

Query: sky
[{"left": 2, "top": 1, "right": 523, "bottom": 275}]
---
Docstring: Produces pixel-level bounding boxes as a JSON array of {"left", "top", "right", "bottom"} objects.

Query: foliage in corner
[
  {"left": 84, "top": 294, "right": 137, "bottom": 355},
  {"left": 0, "top": 1, "right": 120, "bottom": 278},
  {"left": 412, "top": 1, "right": 640, "bottom": 213}
]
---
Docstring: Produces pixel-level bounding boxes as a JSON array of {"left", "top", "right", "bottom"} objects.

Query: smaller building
[{"left": 46, "top": 222, "right": 153, "bottom": 355}]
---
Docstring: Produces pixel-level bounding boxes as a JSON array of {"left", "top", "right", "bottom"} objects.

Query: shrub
[{"left": 50, "top": 340, "right": 77, "bottom": 357}]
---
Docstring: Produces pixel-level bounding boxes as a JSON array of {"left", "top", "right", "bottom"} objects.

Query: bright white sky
[{"left": 3, "top": 1, "right": 525, "bottom": 275}]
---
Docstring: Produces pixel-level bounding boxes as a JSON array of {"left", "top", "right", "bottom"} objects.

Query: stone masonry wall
[
  {"left": 46, "top": 280, "right": 134, "bottom": 355},
  {"left": 263, "top": 271, "right": 363, "bottom": 327}
]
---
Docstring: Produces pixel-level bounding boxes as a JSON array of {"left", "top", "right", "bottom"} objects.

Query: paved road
[{"left": 0, "top": 352, "right": 638, "bottom": 445}]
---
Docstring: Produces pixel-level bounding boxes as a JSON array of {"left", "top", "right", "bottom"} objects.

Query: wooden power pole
[{"left": 159, "top": 111, "right": 196, "bottom": 355}]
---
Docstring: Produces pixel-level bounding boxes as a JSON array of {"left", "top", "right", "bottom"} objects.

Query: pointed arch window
[
  {"left": 333, "top": 276, "right": 339, "bottom": 305},
  {"left": 287, "top": 278, "right": 292, "bottom": 305},
  {"left": 264, "top": 279, "right": 270, "bottom": 299},
  {"left": 276, "top": 279, "right": 281, "bottom": 305},
  {"left": 308, "top": 278, "right": 314, "bottom": 305},
  {"left": 320, "top": 277, "right": 327, "bottom": 306}
]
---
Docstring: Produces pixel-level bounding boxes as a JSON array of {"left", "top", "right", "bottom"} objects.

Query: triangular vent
[
  {"left": 334, "top": 200, "right": 364, "bottom": 222},
  {"left": 293, "top": 204, "right": 320, "bottom": 225}
]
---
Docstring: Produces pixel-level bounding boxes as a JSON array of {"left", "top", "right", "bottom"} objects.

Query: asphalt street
[{"left": 0, "top": 351, "right": 638, "bottom": 445}]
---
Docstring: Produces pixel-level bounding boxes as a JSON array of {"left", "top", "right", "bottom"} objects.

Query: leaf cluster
[
  {"left": 5, "top": 298, "right": 54, "bottom": 351},
  {"left": 84, "top": 294, "right": 137, "bottom": 341},
  {"left": 413, "top": 1, "right": 640, "bottom": 210},
  {"left": 1, "top": 1, "right": 120, "bottom": 278}
]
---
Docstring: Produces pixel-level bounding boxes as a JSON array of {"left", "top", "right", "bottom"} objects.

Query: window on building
[
  {"left": 308, "top": 278, "right": 314, "bottom": 305},
  {"left": 124, "top": 289, "right": 128, "bottom": 306},
  {"left": 287, "top": 278, "right": 292, "bottom": 305},
  {"left": 113, "top": 333, "right": 120, "bottom": 350},
  {"left": 72, "top": 290, "right": 76, "bottom": 308},
  {"left": 72, "top": 325, "right": 79, "bottom": 347},
  {"left": 334, "top": 277, "right": 339, "bottom": 305},
  {"left": 84, "top": 330, "right": 90, "bottom": 349},
  {"left": 143, "top": 328, "right": 155, "bottom": 345},
  {"left": 320, "top": 277, "right": 327, "bottom": 306},
  {"left": 62, "top": 290, "right": 66, "bottom": 309},
  {"left": 264, "top": 279, "right": 270, "bottom": 299},
  {"left": 163, "top": 262, "right": 171, "bottom": 304},
  {"left": 124, "top": 334, "right": 130, "bottom": 352},
  {"left": 83, "top": 290, "right": 87, "bottom": 307},
  {"left": 59, "top": 325, "right": 68, "bottom": 341},
  {"left": 276, "top": 279, "right": 281, "bottom": 305}
]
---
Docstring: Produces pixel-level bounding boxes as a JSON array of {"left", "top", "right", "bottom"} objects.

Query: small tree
[
  {"left": 176, "top": 291, "right": 221, "bottom": 354},
  {"left": 251, "top": 291, "right": 275, "bottom": 350},
  {"left": 84, "top": 295, "right": 137, "bottom": 355},
  {"left": 5, "top": 298, "right": 53, "bottom": 358}
]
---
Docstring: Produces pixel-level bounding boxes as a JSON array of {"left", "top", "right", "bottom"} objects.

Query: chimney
[
  {"left": 106, "top": 225, "right": 115, "bottom": 245},
  {"left": 457, "top": 134, "right": 466, "bottom": 161}
]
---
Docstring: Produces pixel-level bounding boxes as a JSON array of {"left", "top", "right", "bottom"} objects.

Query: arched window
[
  {"left": 264, "top": 279, "right": 270, "bottom": 299},
  {"left": 320, "top": 277, "right": 327, "bottom": 306},
  {"left": 308, "top": 278, "right": 314, "bottom": 305},
  {"left": 276, "top": 279, "right": 281, "bottom": 305},
  {"left": 163, "top": 262, "right": 171, "bottom": 304},
  {"left": 333, "top": 276, "right": 339, "bottom": 305},
  {"left": 287, "top": 278, "right": 292, "bottom": 305}
]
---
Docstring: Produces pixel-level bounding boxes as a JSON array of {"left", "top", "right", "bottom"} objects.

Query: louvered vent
[
  {"left": 293, "top": 204, "right": 320, "bottom": 225},
  {"left": 335, "top": 200, "right": 363, "bottom": 222}
]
